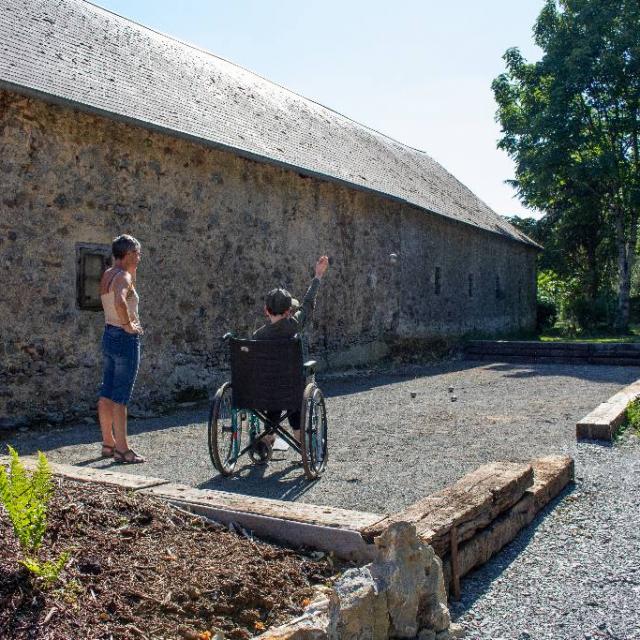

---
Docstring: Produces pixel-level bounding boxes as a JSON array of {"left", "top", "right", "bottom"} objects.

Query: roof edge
[{"left": 0, "top": 80, "right": 540, "bottom": 250}]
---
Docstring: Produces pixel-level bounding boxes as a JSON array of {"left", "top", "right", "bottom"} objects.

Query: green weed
[
  {"left": 0, "top": 446, "right": 69, "bottom": 586},
  {"left": 626, "top": 399, "right": 640, "bottom": 435}
]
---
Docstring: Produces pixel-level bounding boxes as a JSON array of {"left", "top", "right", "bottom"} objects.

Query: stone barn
[{"left": 0, "top": 0, "right": 538, "bottom": 426}]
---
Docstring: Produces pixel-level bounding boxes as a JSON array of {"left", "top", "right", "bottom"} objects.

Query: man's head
[
  {"left": 112, "top": 234, "right": 141, "bottom": 269},
  {"left": 265, "top": 287, "right": 292, "bottom": 319}
]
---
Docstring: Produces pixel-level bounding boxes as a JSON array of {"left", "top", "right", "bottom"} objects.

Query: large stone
[{"left": 333, "top": 567, "right": 389, "bottom": 640}]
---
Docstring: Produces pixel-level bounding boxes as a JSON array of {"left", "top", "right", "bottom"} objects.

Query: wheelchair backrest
[{"left": 229, "top": 337, "right": 304, "bottom": 412}]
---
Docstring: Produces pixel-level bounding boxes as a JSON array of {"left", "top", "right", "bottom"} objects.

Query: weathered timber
[
  {"left": 528, "top": 455, "right": 574, "bottom": 513},
  {"left": 3, "top": 456, "right": 169, "bottom": 489},
  {"left": 142, "top": 482, "right": 383, "bottom": 531},
  {"left": 363, "top": 462, "right": 533, "bottom": 557},
  {"left": 442, "top": 492, "right": 535, "bottom": 589},
  {"left": 440, "top": 455, "right": 573, "bottom": 590},
  {"left": 172, "top": 501, "right": 377, "bottom": 563},
  {"left": 577, "top": 378, "right": 640, "bottom": 441}
]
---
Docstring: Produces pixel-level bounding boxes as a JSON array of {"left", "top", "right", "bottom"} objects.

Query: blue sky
[{"left": 93, "top": 0, "right": 544, "bottom": 218}]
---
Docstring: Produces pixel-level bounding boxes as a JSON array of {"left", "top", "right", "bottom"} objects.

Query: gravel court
[
  {"left": 2, "top": 359, "right": 639, "bottom": 513},
  {"left": 3, "top": 359, "right": 640, "bottom": 638},
  {"left": 450, "top": 435, "right": 640, "bottom": 640}
]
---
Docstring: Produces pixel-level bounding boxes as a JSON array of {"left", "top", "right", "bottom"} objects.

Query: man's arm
[
  {"left": 113, "top": 272, "right": 141, "bottom": 334},
  {"left": 293, "top": 256, "right": 329, "bottom": 331}
]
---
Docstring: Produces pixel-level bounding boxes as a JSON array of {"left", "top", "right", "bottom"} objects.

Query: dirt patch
[{"left": 0, "top": 479, "right": 334, "bottom": 640}]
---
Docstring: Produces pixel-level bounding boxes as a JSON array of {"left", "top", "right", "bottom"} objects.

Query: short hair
[
  {"left": 265, "top": 288, "right": 292, "bottom": 315},
  {"left": 112, "top": 234, "right": 141, "bottom": 259}
]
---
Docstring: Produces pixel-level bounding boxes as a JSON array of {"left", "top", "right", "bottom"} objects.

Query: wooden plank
[
  {"left": 364, "top": 462, "right": 533, "bottom": 556},
  {"left": 450, "top": 525, "right": 460, "bottom": 601},
  {"left": 142, "top": 483, "right": 383, "bottom": 531},
  {"left": 442, "top": 492, "right": 534, "bottom": 590},
  {"left": 440, "top": 455, "right": 573, "bottom": 591},
  {"left": 528, "top": 455, "right": 574, "bottom": 513},
  {"left": 166, "top": 501, "right": 377, "bottom": 564},
  {"left": 576, "top": 377, "right": 640, "bottom": 441},
  {"left": 3, "top": 456, "right": 168, "bottom": 490}
]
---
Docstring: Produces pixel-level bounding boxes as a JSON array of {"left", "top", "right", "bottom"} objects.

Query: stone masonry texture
[{"left": 0, "top": 89, "right": 537, "bottom": 426}]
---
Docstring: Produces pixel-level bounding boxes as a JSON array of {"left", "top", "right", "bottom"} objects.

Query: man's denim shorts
[{"left": 99, "top": 324, "right": 141, "bottom": 406}]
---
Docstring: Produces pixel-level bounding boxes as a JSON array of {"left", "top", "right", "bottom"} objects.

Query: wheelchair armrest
[
  {"left": 222, "top": 332, "right": 234, "bottom": 341},
  {"left": 303, "top": 360, "right": 317, "bottom": 373}
]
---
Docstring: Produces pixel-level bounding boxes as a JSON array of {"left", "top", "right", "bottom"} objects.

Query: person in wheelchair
[{"left": 253, "top": 255, "right": 329, "bottom": 443}]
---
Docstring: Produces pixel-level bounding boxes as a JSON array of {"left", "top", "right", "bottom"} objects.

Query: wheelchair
[{"left": 208, "top": 333, "right": 328, "bottom": 480}]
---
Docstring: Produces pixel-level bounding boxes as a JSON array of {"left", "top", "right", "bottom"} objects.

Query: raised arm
[{"left": 293, "top": 256, "right": 329, "bottom": 330}]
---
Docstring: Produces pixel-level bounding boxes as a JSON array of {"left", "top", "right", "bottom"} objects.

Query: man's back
[{"left": 253, "top": 276, "right": 321, "bottom": 340}]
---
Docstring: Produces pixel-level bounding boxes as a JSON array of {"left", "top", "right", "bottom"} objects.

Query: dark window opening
[
  {"left": 495, "top": 274, "right": 503, "bottom": 300},
  {"left": 76, "top": 244, "right": 112, "bottom": 310},
  {"left": 434, "top": 266, "right": 441, "bottom": 295},
  {"left": 468, "top": 273, "right": 474, "bottom": 298},
  {"left": 518, "top": 282, "right": 522, "bottom": 304}
]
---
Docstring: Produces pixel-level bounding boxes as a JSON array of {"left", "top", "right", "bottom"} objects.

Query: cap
[{"left": 265, "top": 287, "right": 292, "bottom": 315}]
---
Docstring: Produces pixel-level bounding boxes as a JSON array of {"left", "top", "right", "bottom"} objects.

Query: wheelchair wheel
[
  {"left": 208, "top": 382, "right": 239, "bottom": 476},
  {"left": 300, "top": 383, "right": 328, "bottom": 480}
]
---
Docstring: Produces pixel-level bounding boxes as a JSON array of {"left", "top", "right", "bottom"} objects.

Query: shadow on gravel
[
  {"left": 0, "top": 360, "right": 484, "bottom": 455},
  {"left": 450, "top": 482, "right": 577, "bottom": 616},
  {"left": 481, "top": 362, "right": 640, "bottom": 384},
  {"left": 197, "top": 462, "right": 318, "bottom": 502},
  {"left": 0, "top": 407, "right": 209, "bottom": 457}
]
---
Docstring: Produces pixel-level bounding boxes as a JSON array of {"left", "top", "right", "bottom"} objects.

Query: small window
[
  {"left": 434, "top": 266, "right": 441, "bottom": 295},
  {"left": 468, "top": 273, "right": 474, "bottom": 298},
  {"left": 76, "top": 244, "right": 111, "bottom": 310}
]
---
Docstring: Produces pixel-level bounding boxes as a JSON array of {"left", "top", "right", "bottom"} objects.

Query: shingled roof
[{"left": 0, "top": 0, "right": 535, "bottom": 246}]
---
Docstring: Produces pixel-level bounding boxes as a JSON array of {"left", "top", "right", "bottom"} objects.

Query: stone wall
[{"left": 0, "top": 90, "right": 537, "bottom": 426}]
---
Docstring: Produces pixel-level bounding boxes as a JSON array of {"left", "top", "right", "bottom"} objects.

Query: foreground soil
[{"left": 0, "top": 479, "right": 333, "bottom": 640}]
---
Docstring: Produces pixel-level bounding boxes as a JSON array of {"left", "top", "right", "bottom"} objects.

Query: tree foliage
[{"left": 494, "top": 0, "right": 640, "bottom": 330}]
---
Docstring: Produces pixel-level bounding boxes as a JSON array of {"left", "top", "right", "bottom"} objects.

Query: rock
[
  {"left": 46, "top": 411, "right": 64, "bottom": 424},
  {"left": 426, "top": 603, "right": 451, "bottom": 633},
  {"left": 0, "top": 415, "right": 29, "bottom": 430},
  {"left": 410, "top": 392, "right": 417, "bottom": 399},
  {"left": 333, "top": 566, "right": 389, "bottom": 639},
  {"left": 262, "top": 523, "right": 455, "bottom": 640},
  {"left": 448, "top": 386, "right": 454, "bottom": 393},
  {"left": 371, "top": 522, "right": 429, "bottom": 638},
  {"left": 450, "top": 396, "right": 457, "bottom": 402},
  {"left": 449, "top": 623, "right": 465, "bottom": 638}
]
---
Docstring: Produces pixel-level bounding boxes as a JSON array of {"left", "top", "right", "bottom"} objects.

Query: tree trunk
[
  {"left": 614, "top": 209, "right": 638, "bottom": 332},
  {"left": 586, "top": 239, "right": 599, "bottom": 302}
]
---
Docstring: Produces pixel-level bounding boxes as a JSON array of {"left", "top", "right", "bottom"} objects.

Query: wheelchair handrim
[
  {"left": 301, "top": 385, "right": 328, "bottom": 478},
  {"left": 208, "top": 383, "right": 239, "bottom": 475}
]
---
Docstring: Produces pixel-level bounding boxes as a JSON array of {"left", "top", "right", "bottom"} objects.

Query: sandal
[
  {"left": 114, "top": 448, "right": 145, "bottom": 464},
  {"left": 101, "top": 444, "right": 115, "bottom": 458}
]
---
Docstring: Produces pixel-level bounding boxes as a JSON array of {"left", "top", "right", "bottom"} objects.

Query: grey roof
[{"left": 0, "top": 0, "right": 535, "bottom": 247}]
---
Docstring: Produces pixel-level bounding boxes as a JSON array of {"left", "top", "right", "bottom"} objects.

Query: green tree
[{"left": 493, "top": 0, "right": 640, "bottom": 330}]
